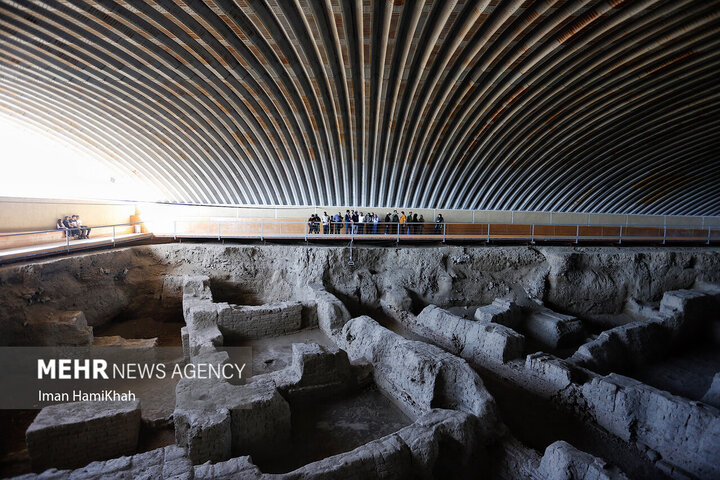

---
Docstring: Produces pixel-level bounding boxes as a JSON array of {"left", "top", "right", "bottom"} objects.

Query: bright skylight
[{"left": 0, "top": 115, "right": 163, "bottom": 202}]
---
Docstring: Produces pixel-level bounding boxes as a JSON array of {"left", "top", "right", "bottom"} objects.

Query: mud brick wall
[
  {"left": 217, "top": 301, "right": 302, "bottom": 341},
  {"left": 26, "top": 401, "right": 141, "bottom": 471}
]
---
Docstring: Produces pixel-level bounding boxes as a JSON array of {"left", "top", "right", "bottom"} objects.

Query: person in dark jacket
[
  {"left": 62, "top": 216, "right": 80, "bottom": 238},
  {"left": 391, "top": 210, "right": 399, "bottom": 235},
  {"left": 344, "top": 210, "right": 352, "bottom": 234},
  {"left": 352, "top": 211, "right": 359, "bottom": 234},
  {"left": 384, "top": 213, "right": 391, "bottom": 234}
]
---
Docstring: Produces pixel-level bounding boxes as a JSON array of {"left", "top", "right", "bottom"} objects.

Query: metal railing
[
  {"left": 0, "top": 222, "right": 146, "bottom": 255},
  {"left": 166, "top": 219, "right": 719, "bottom": 245}
]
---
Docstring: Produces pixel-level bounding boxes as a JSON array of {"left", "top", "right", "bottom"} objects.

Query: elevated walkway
[
  {"left": 1, "top": 219, "right": 717, "bottom": 265},
  {"left": 156, "top": 219, "right": 719, "bottom": 245},
  {"left": 0, "top": 223, "right": 150, "bottom": 264}
]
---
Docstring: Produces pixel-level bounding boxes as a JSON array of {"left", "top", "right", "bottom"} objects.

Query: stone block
[
  {"left": 25, "top": 311, "right": 93, "bottom": 346},
  {"left": 659, "top": 289, "right": 719, "bottom": 344},
  {"left": 20, "top": 445, "right": 193, "bottom": 480},
  {"left": 181, "top": 326, "right": 189, "bottom": 361},
  {"left": 313, "top": 288, "right": 351, "bottom": 338},
  {"left": 92, "top": 336, "right": 158, "bottom": 349},
  {"left": 582, "top": 374, "right": 720, "bottom": 479},
  {"left": 474, "top": 298, "right": 524, "bottom": 329},
  {"left": 701, "top": 373, "right": 720, "bottom": 409},
  {"left": 173, "top": 379, "right": 231, "bottom": 464},
  {"left": 525, "top": 353, "right": 574, "bottom": 397},
  {"left": 182, "top": 276, "right": 213, "bottom": 300},
  {"left": 187, "top": 324, "right": 223, "bottom": 358},
  {"left": 193, "top": 456, "right": 261, "bottom": 480},
  {"left": 26, "top": 401, "right": 141, "bottom": 471},
  {"left": 287, "top": 432, "right": 412, "bottom": 479},
  {"left": 660, "top": 289, "right": 712, "bottom": 315},
  {"left": 174, "top": 377, "right": 290, "bottom": 465},
  {"left": 569, "top": 320, "right": 668, "bottom": 374},
  {"left": 160, "top": 275, "right": 185, "bottom": 309},
  {"left": 226, "top": 379, "right": 291, "bottom": 459},
  {"left": 416, "top": 305, "right": 524, "bottom": 364},
  {"left": 525, "top": 307, "right": 584, "bottom": 351},
  {"left": 277, "top": 343, "right": 353, "bottom": 400},
  {"left": 538, "top": 441, "right": 629, "bottom": 479}
]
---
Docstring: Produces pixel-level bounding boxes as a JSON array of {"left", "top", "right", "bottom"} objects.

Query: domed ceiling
[{"left": 0, "top": 0, "right": 718, "bottom": 214}]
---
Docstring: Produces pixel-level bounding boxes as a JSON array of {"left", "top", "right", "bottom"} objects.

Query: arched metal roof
[{"left": 0, "top": 0, "right": 719, "bottom": 214}]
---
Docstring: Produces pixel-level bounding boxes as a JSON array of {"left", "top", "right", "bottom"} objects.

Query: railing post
[
  {"left": 305, "top": 223, "right": 308, "bottom": 242},
  {"left": 443, "top": 223, "right": 446, "bottom": 243},
  {"left": 575, "top": 224, "right": 579, "bottom": 244},
  {"left": 531, "top": 224, "right": 535, "bottom": 244},
  {"left": 619, "top": 225, "right": 623, "bottom": 244},
  {"left": 396, "top": 223, "right": 400, "bottom": 244},
  {"left": 173, "top": 221, "right": 177, "bottom": 240},
  {"left": 218, "top": 222, "right": 221, "bottom": 241},
  {"left": 112, "top": 226, "right": 116, "bottom": 247},
  {"left": 487, "top": 223, "right": 491, "bottom": 243},
  {"left": 260, "top": 221, "right": 264, "bottom": 241},
  {"left": 66, "top": 230, "right": 70, "bottom": 253},
  {"left": 708, "top": 226, "right": 712, "bottom": 245},
  {"left": 663, "top": 225, "right": 667, "bottom": 245}
]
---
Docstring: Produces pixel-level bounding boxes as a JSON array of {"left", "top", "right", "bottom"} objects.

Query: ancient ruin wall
[{"left": 1, "top": 245, "right": 719, "bottom": 342}]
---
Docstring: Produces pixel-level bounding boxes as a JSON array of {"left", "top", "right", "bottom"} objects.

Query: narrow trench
[
  {"left": 254, "top": 384, "right": 412, "bottom": 474},
  {"left": 478, "top": 370, "right": 669, "bottom": 480}
]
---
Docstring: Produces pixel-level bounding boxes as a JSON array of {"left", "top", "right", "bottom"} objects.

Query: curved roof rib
[{"left": 0, "top": 0, "right": 718, "bottom": 214}]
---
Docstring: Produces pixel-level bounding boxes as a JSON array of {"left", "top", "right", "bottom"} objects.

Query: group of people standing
[
  {"left": 307, "top": 210, "right": 445, "bottom": 235},
  {"left": 56, "top": 215, "right": 91, "bottom": 239}
]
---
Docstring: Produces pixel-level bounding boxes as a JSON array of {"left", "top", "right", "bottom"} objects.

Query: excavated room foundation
[{"left": 0, "top": 244, "right": 719, "bottom": 480}]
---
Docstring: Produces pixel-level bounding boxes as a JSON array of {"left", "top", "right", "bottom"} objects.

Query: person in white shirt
[
  {"left": 358, "top": 212, "right": 365, "bottom": 234},
  {"left": 74, "top": 215, "right": 91, "bottom": 239},
  {"left": 321, "top": 211, "right": 330, "bottom": 234}
]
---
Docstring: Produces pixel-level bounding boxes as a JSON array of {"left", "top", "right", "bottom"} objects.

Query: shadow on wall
[{"left": 209, "top": 278, "right": 264, "bottom": 306}]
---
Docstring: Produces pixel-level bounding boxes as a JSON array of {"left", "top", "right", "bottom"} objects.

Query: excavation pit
[
  {"left": 231, "top": 328, "right": 334, "bottom": 375},
  {"left": 93, "top": 315, "right": 183, "bottom": 347},
  {"left": 1, "top": 244, "right": 720, "bottom": 479},
  {"left": 256, "top": 385, "right": 412, "bottom": 474},
  {"left": 631, "top": 343, "right": 720, "bottom": 401},
  {"left": 209, "top": 278, "right": 266, "bottom": 306}
]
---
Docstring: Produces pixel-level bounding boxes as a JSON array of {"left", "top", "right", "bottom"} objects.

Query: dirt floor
[
  {"left": 255, "top": 385, "right": 412, "bottom": 473},
  {"left": 93, "top": 315, "right": 184, "bottom": 347}
]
